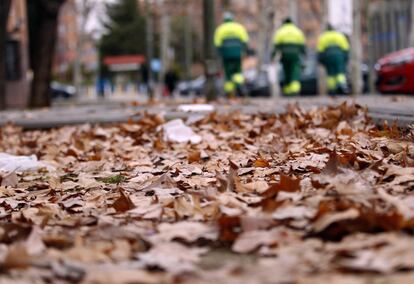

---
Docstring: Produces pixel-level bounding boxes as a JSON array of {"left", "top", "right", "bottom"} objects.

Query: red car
[{"left": 376, "top": 48, "right": 414, "bottom": 94}]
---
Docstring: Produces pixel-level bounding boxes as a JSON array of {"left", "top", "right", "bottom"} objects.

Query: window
[{"left": 5, "top": 40, "right": 21, "bottom": 81}]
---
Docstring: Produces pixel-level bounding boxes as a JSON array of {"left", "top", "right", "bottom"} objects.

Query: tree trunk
[
  {"left": 145, "top": 0, "right": 154, "bottom": 100},
  {"left": 184, "top": 0, "right": 193, "bottom": 81},
  {"left": 203, "top": 0, "right": 217, "bottom": 101},
  {"left": 257, "top": 0, "right": 265, "bottom": 72},
  {"left": 0, "top": 0, "right": 12, "bottom": 110},
  {"left": 351, "top": 0, "right": 363, "bottom": 95},
  {"left": 289, "top": 0, "right": 298, "bottom": 23},
  {"left": 28, "top": 0, "right": 65, "bottom": 108},
  {"left": 318, "top": 0, "right": 329, "bottom": 96},
  {"left": 159, "top": 0, "right": 170, "bottom": 96},
  {"left": 74, "top": 0, "right": 92, "bottom": 100}
]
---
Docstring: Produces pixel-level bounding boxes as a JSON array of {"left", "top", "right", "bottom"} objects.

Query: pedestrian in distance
[
  {"left": 164, "top": 68, "right": 179, "bottom": 97},
  {"left": 214, "top": 12, "right": 249, "bottom": 97},
  {"left": 317, "top": 24, "right": 350, "bottom": 95},
  {"left": 272, "top": 17, "right": 306, "bottom": 96},
  {"left": 141, "top": 63, "right": 150, "bottom": 95}
]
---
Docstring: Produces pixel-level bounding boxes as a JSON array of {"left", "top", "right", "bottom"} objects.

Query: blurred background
[{"left": 1, "top": 0, "right": 414, "bottom": 109}]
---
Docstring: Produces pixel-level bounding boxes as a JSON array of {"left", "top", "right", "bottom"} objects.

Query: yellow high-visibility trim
[
  {"left": 273, "top": 23, "right": 306, "bottom": 45},
  {"left": 214, "top": 22, "right": 249, "bottom": 47},
  {"left": 283, "top": 85, "right": 291, "bottom": 94},
  {"left": 336, "top": 74, "right": 346, "bottom": 84},
  {"left": 283, "top": 81, "right": 301, "bottom": 95},
  {"left": 290, "top": 81, "right": 301, "bottom": 94},
  {"left": 224, "top": 81, "right": 236, "bottom": 92},
  {"left": 233, "top": 73, "right": 245, "bottom": 84},
  {"left": 327, "top": 76, "right": 337, "bottom": 90},
  {"left": 317, "top": 31, "right": 350, "bottom": 52}
]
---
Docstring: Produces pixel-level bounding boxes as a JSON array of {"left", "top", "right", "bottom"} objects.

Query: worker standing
[
  {"left": 272, "top": 18, "right": 306, "bottom": 96},
  {"left": 214, "top": 12, "right": 249, "bottom": 97},
  {"left": 317, "top": 24, "right": 350, "bottom": 95}
]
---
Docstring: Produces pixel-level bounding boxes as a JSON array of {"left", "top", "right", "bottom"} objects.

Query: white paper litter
[
  {"left": 0, "top": 153, "right": 54, "bottom": 173},
  {"left": 177, "top": 104, "right": 215, "bottom": 113},
  {"left": 161, "top": 119, "right": 202, "bottom": 144}
]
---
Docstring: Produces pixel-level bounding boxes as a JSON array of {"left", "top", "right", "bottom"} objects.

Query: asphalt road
[{"left": 1, "top": 95, "right": 413, "bottom": 129}]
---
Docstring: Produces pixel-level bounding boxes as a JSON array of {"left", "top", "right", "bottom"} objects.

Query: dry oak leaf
[
  {"left": 273, "top": 205, "right": 317, "bottom": 221},
  {"left": 232, "top": 228, "right": 301, "bottom": 253},
  {"left": 188, "top": 150, "right": 201, "bottom": 164},
  {"left": 0, "top": 171, "right": 18, "bottom": 187},
  {"left": 339, "top": 237, "right": 414, "bottom": 273},
  {"left": 137, "top": 242, "right": 207, "bottom": 274},
  {"left": 253, "top": 157, "right": 270, "bottom": 168},
  {"left": 83, "top": 267, "right": 164, "bottom": 284},
  {"left": 312, "top": 208, "right": 360, "bottom": 233},
  {"left": 262, "top": 175, "right": 301, "bottom": 199},
  {"left": 384, "top": 141, "right": 405, "bottom": 155},
  {"left": 2, "top": 244, "right": 31, "bottom": 269},
  {"left": 112, "top": 188, "right": 136, "bottom": 212},
  {"left": 149, "top": 222, "right": 218, "bottom": 244}
]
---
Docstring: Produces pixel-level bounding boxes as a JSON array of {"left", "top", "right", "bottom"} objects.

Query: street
[
  {"left": 3, "top": 0, "right": 414, "bottom": 283},
  {"left": 1, "top": 94, "right": 414, "bottom": 129},
  {"left": 1, "top": 98, "right": 414, "bottom": 283}
]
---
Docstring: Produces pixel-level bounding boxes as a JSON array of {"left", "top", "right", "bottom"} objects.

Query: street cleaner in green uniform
[
  {"left": 214, "top": 12, "right": 249, "bottom": 97},
  {"left": 317, "top": 24, "right": 350, "bottom": 95},
  {"left": 272, "top": 18, "right": 306, "bottom": 96}
]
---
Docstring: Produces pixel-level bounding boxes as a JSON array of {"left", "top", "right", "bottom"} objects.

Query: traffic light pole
[{"left": 203, "top": 0, "right": 218, "bottom": 101}]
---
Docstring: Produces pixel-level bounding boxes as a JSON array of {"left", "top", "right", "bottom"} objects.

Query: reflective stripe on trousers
[
  {"left": 224, "top": 73, "right": 245, "bottom": 94},
  {"left": 283, "top": 80, "right": 301, "bottom": 95},
  {"left": 328, "top": 73, "right": 347, "bottom": 91},
  {"left": 224, "top": 81, "right": 236, "bottom": 93}
]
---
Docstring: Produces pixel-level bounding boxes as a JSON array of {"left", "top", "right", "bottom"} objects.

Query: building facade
[
  {"left": 6, "top": 0, "right": 30, "bottom": 108},
  {"left": 54, "top": 0, "right": 99, "bottom": 83}
]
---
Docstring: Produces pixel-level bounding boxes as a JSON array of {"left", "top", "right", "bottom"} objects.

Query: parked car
[
  {"left": 177, "top": 76, "right": 208, "bottom": 96},
  {"left": 279, "top": 52, "right": 369, "bottom": 95},
  {"left": 177, "top": 68, "right": 272, "bottom": 97},
  {"left": 51, "top": 81, "right": 76, "bottom": 99},
  {"left": 244, "top": 68, "right": 272, "bottom": 97},
  {"left": 376, "top": 48, "right": 414, "bottom": 94}
]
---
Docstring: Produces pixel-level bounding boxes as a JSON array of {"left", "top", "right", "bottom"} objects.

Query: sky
[{"left": 83, "top": 0, "right": 116, "bottom": 37}]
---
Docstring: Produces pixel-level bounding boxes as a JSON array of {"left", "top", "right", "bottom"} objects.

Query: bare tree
[
  {"left": 351, "top": 0, "right": 363, "bottom": 95},
  {"left": 257, "top": 0, "right": 275, "bottom": 70},
  {"left": 0, "top": 0, "right": 12, "bottom": 110},
  {"left": 184, "top": 0, "right": 193, "bottom": 81},
  {"left": 289, "top": 0, "right": 298, "bottom": 23},
  {"left": 28, "top": 0, "right": 66, "bottom": 108},
  {"left": 318, "top": 0, "right": 329, "bottom": 96},
  {"left": 145, "top": 0, "right": 154, "bottom": 100},
  {"left": 74, "top": 0, "right": 94, "bottom": 99},
  {"left": 203, "top": 0, "right": 217, "bottom": 101},
  {"left": 159, "top": 0, "right": 171, "bottom": 96}
]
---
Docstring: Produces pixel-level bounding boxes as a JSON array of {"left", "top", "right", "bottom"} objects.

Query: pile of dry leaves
[{"left": 1, "top": 103, "right": 414, "bottom": 283}]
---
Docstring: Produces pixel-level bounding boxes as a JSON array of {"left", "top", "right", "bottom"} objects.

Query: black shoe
[
  {"left": 236, "top": 84, "right": 249, "bottom": 98},
  {"left": 337, "top": 84, "right": 350, "bottom": 95}
]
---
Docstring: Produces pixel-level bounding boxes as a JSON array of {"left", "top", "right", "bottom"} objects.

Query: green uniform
[
  {"left": 317, "top": 30, "right": 350, "bottom": 94},
  {"left": 273, "top": 23, "right": 306, "bottom": 96},
  {"left": 214, "top": 21, "right": 249, "bottom": 95}
]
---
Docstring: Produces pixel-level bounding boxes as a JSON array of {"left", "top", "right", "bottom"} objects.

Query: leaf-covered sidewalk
[{"left": 2, "top": 103, "right": 414, "bottom": 283}]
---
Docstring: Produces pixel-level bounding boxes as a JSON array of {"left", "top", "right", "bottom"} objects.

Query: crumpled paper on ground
[
  {"left": 161, "top": 119, "right": 202, "bottom": 144},
  {"left": 177, "top": 104, "right": 215, "bottom": 113},
  {"left": 0, "top": 153, "right": 54, "bottom": 173}
]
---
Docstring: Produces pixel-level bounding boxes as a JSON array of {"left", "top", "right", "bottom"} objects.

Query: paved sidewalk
[{"left": 0, "top": 95, "right": 413, "bottom": 129}]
